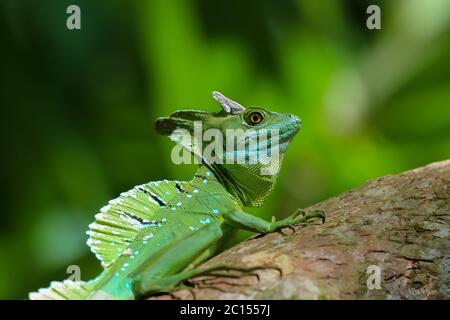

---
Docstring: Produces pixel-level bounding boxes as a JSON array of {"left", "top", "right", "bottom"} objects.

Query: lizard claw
[
  {"left": 296, "top": 209, "right": 325, "bottom": 224},
  {"left": 307, "top": 209, "right": 325, "bottom": 224},
  {"left": 293, "top": 209, "right": 306, "bottom": 218}
]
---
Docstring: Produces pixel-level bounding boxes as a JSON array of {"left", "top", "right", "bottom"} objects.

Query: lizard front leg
[{"left": 223, "top": 209, "right": 325, "bottom": 234}]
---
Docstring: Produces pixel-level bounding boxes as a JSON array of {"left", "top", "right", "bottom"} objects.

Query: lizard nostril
[{"left": 288, "top": 114, "right": 300, "bottom": 125}]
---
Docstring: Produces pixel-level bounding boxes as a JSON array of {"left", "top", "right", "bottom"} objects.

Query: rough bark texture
[{"left": 155, "top": 160, "right": 450, "bottom": 300}]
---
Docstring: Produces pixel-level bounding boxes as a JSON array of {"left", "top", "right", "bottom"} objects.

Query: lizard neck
[
  {"left": 194, "top": 164, "right": 245, "bottom": 207},
  {"left": 199, "top": 156, "right": 284, "bottom": 208}
]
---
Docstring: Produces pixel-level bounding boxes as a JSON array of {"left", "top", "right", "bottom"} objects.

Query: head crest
[{"left": 212, "top": 91, "right": 245, "bottom": 115}]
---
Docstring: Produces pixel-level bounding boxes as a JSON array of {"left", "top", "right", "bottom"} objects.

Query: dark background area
[{"left": 0, "top": 0, "right": 449, "bottom": 299}]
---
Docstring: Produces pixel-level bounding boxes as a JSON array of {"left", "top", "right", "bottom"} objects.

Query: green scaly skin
[{"left": 29, "top": 92, "right": 325, "bottom": 300}]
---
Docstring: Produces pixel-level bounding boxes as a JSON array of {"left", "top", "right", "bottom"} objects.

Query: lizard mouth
[
  {"left": 278, "top": 117, "right": 301, "bottom": 152},
  {"left": 280, "top": 117, "right": 301, "bottom": 141}
]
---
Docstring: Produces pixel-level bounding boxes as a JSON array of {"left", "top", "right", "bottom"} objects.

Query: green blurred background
[{"left": 0, "top": 0, "right": 449, "bottom": 299}]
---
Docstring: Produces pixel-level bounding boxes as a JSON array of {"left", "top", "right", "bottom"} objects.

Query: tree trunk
[{"left": 154, "top": 160, "right": 450, "bottom": 300}]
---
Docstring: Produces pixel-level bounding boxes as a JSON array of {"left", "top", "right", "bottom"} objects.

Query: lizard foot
[
  {"left": 273, "top": 209, "right": 326, "bottom": 234},
  {"left": 294, "top": 209, "right": 326, "bottom": 224}
]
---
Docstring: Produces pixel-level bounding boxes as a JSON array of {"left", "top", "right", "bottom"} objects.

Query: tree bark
[{"left": 155, "top": 160, "right": 450, "bottom": 300}]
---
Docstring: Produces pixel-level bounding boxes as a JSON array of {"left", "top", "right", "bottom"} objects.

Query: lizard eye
[{"left": 245, "top": 110, "right": 264, "bottom": 125}]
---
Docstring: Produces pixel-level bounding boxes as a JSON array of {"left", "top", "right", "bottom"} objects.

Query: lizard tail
[{"left": 29, "top": 279, "right": 96, "bottom": 300}]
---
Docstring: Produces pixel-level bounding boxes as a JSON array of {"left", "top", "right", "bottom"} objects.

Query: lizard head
[{"left": 155, "top": 91, "right": 301, "bottom": 207}]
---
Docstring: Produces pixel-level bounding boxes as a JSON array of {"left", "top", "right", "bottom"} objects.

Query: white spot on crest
[
  {"left": 100, "top": 205, "right": 111, "bottom": 212},
  {"left": 200, "top": 217, "right": 211, "bottom": 225},
  {"left": 110, "top": 198, "right": 120, "bottom": 205}
]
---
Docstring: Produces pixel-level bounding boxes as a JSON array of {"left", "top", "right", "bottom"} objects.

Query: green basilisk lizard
[{"left": 29, "top": 91, "right": 324, "bottom": 300}]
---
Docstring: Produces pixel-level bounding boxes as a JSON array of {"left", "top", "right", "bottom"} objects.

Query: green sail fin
[
  {"left": 29, "top": 280, "right": 95, "bottom": 300},
  {"left": 86, "top": 180, "right": 179, "bottom": 267}
]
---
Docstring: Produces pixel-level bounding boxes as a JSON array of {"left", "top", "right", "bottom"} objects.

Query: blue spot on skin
[
  {"left": 176, "top": 202, "right": 182, "bottom": 207},
  {"left": 200, "top": 217, "right": 211, "bottom": 225},
  {"left": 143, "top": 241, "right": 148, "bottom": 244},
  {"left": 206, "top": 171, "right": 211, "bottom": 176},
  {"left": 124, "top": 263, "right": 129, "bottom": 267},
  {"left": 193, "top": 189, "right": 199, "bottom": 193},
  {"left": 125, "top": 283, "right": 131, "bottom": 289},
  {"left": 115, "top": 273, "right": 120, "bottom": 277},
  {"left": 212, "top": 209, "right": 219, "bottom": 214},
  {"left": 130, "top": 256, "right": 135, "bottom": 259},
  {"left": 134, "top": 251, "right": 140, "bottom": 255},
  {"left": 171, "top": 207, "right": 176, "bottom": 211},
  {"left": 161, "top": 218, "right": 167, "bottom": 223},
  {"left": 121, "top": 267, "right": 126, "bottom": 271},
  {"left": 187, "top": 194, "right": 192, "bottom": 198},
  {"left": 189, "top": 226, "right": 195, "bottom": 230},
  {"left": 203, "top": 179, "right": 208, "bottom": 184}
]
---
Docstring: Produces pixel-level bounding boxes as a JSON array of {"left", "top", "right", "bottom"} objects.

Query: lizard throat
[{"left": 202, "top": 156, "right": 284, "bottom": 208}]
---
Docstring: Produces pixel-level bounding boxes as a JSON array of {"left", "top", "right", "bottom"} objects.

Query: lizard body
[{"left": 29, "top": 91, "right": 324, "bottom": 300}]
